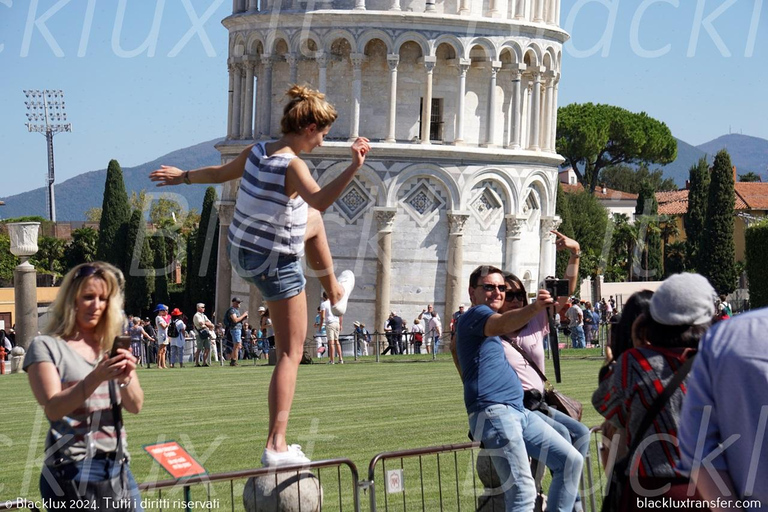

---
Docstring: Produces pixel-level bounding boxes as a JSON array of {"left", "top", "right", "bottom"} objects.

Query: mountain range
[{"left": 1, "top": 134, "right": 766, "bottom": 221}]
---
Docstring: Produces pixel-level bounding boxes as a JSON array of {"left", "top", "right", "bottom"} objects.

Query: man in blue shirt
[
  {"left": 678, "top": 308, "right": 768, "bottom": 508},
  {"left": 456, "top": 265, "right": 583, "bottom": 512}
]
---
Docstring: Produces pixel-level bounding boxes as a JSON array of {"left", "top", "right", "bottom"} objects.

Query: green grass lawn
[{"left": 0, "top": 349, "right": 607, "bottom": 510}]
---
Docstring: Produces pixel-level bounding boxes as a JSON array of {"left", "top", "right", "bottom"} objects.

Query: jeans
[
  {"left": 570, "top": 325, "right": 586, "bottom": 348},
  {"left": 470, "top": 404, "right": 583, "bottom": 512},
  {"left": 40, "top": 457, "right": 143, "bottom": 511},
  {"left": 533, "top": 407, "right": 590, "bottom": 512},
  {"left": 170, "top": 345, "right": 184, "bottom": 365}
]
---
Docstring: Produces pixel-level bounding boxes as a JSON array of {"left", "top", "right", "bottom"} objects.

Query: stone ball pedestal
[
  {"left": 243, "top": 471, "right": 323, "bottom": 512},
  {"left": 10, "top": 346, "right": 26, "bottom": 374},
  {"left": 475, "top": 449, "right": 505, "bottom": 511}
]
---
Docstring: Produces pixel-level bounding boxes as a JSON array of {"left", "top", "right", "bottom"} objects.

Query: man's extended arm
[{"left": 484, "top": 290, "right": 553, "bottom": 337}]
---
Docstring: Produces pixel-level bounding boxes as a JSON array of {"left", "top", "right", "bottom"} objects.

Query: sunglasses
[
  {"left": 505, "top": 290, "right": 527, "bottom": 302},
  {"left": 478, "top": 284, "right": 508, "bottom": 293},
  {"left": 73, "top": 264, "right": 125, "bottom": 288}
]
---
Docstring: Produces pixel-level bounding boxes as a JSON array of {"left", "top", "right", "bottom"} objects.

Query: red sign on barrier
[{"left": 144, "top": 441, "right": 206, "bottom": 479}]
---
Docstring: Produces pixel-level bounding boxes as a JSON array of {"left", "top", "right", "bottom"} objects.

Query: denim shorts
[{"left": 234, "top": 246, "right": 306, "bottom": 302}]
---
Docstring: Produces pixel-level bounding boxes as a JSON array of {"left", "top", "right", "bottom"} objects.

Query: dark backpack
[
  {"left": 223, "top": 307, "right": 236, "bottom": 329},
  {"left": 168, "top": 319, "right": 179, "bottom": 338}
]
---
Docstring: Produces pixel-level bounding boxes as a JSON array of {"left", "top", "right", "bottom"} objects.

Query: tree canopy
[
  {"left": 599, "top": 163, "right": 677, "bottom": 194},
  {"left": 701, "top": 150, "right": 738, "bottom": 295},
  {"left": 556, "top": 103, "right": 677, "bottom": 193},
  {"left": 684, "top": 158, "right": 710, "bottom": 272},
  {"left": 738, "top": 171, "right": 761, "bottom": 182},
  {"left": 96, "top": 159, "right": 130, "bottom": 271}
]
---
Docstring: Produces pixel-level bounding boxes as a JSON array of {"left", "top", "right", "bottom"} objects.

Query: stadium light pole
[{"left": 23, "top": 89, "right": 72, "bottom": 222}]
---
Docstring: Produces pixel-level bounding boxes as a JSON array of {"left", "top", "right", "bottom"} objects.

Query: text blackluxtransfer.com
[{"left": 637, "top": 497, "right": 762, "bottom": 509}]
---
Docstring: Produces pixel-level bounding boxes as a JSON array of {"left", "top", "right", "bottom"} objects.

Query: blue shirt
[
  {"left": 677, "top": 308, "right": 768, "bottom": 505},
  {"left": 456, "top": 305, "right": 525, "bottom": 414}
]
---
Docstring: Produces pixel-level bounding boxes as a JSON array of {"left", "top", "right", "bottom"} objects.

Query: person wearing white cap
[
  {"left": 592, "top": 273, "right": 717, "bottom": 508},
  {"left": 193, "top": 303, "right": 215, "bottom": 366}
]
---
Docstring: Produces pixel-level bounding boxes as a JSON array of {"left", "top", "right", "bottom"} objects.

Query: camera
[{"left": 544, "top": 278, "right": 570, "bottom": 299}]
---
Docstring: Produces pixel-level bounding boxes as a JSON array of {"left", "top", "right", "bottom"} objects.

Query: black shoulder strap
[
  {"left": 108, "top": 380, "right": 125, "bottom": 461},
  {"left": 506, "top": 338, "right": 549, "bottom": 384},
  {"left": 628, "top": 354, "right": 696, "bottom": 455}
]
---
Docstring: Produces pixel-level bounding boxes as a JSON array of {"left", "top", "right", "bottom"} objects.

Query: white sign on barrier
[{"left": 386, "top": 469, "right": 404, "bottom": 494}]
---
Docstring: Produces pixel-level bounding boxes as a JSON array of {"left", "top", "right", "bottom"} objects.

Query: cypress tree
[
  {"left": 151, "top": 235, "right": 170, "bottom": 306},
  {"left": 635, "top": 181, "right": 663, "bottom": 280},
  {"left": 124, "top": 209, "right": 154, "bottom": 316},
  {"left": 684, "top": 158, "right": 710, "bottom": 272},
  {"left": 701, "top": 150, "right": 738, "bottom": 295},
  {"left": 96, "top": 160, "right": 130, "bottom": 271},
  {"left": 195, "top": 187, "right": 219, "bottom": 308}
]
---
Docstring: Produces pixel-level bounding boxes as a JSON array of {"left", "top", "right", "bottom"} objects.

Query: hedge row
[{"left": 745, "top": 220, "right": 768, "bottom": 309}]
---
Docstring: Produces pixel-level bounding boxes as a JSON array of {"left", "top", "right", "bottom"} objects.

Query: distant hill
[
  {"left": 656, "top": 138, "right": 711, "bottom": 187},
  {"left": 696, "top": 134, "right": 768, "bottom": 180},
  {"left": 0, "top": 139, "right": 223, "bottom": 221},
  {"left": 3, "top": 132, "right": 766, "bottom": 219}
]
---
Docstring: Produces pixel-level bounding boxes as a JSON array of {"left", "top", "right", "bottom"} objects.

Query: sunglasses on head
[
  {"left": 505, "top": 290, "right": 527, "bottom": 302},
  {"left": 73, "top": 264, "right": 125, "bottom": 288},
  {"left": 479, "top": 284, "right": 507, "bottom": 293}
]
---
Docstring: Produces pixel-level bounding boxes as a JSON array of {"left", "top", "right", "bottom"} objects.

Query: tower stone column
[
  {"left": 242, "top": 57, "right": 256, "bottom": 140},
  {"left": 485, "top": 61, "right": 502, "bottom": 147},
  {"left": 542, "top": 70, "right": 556, "bottom": 152},
  {"left": 459, "top": 0, "right": 470, "bottom": 14},
  {"left": 259, "top": 55, "right": 273, "bottom": 138},
  {"left": 227, "top": 60, "right": 235, "bottom": 139},
  {"left": 231, "top": 62, "right": 243, "bottom": 139},
  {"left": 455, "top": 59, "right": 470, "bottom": 145},
  {"left": 539, "top": 216, "right": 561, "bottom": 281},
  {"left": 420, "top": 57, "right": 436, "bottom": 144},
  {"left": 504, "top": 215, "right": 525, "bottom": 275},
  {"left": 386, "top": 54, "right": 399, "bottom": 143},
  {"left": 374, "top": 208, "right": 396, "bottom": 338},
  {"left": 350, "top": 53, "right": 364, "bottom": 140},
  {"left": 444, "top": 212, "right": 469, "bottom": 343},
  {"left": 551, "top": 74, "right": 560, "bottom": 152},
  {"left": 287, "top": 53, "right": 298, "bottom": 85},
  {"left": 316, "top": 53, "right": 328, "bottom": 94},
  {"left": 508, "top": 64, "right": 525, "bottom": 149},
  {"left": 528, "top": 68, "right": 542, "bottom": 151}
]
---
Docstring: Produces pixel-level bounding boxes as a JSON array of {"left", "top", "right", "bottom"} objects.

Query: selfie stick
[{"left": 547, "top": 306, "right": 562, "bottom": 383}]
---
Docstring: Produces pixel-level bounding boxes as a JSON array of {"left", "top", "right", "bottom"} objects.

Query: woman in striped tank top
[{"left": 150, "top": 85, "right": 370, "bottom": 467}]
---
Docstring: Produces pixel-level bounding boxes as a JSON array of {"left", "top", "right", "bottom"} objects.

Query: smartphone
[{"left": 110, "top": 335, "right": 132, "bottom": 358}]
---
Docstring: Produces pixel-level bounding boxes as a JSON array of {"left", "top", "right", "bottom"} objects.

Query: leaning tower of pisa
[{"left": 215, "top": 0, "right": 568, "bottom": 342}]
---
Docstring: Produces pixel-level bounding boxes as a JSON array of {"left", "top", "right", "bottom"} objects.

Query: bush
[{"left": 745, "top": 220, "right": 768, "bottom": 308}]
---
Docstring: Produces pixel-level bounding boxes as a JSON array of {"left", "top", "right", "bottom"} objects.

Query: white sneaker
[
  {"left": 261, "top": 444, "right": 310, "bottom": 467},
  {"left": 331, "top": 270, "right": 355, "bottom": 316}
]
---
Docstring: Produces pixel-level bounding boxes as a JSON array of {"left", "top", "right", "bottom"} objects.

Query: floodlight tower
[{"left": 23, "top": 89, "right": 72, "bottom": 222}]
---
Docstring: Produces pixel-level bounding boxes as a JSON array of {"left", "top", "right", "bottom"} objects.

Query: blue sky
[{"left": 1, "top": 0, "right": 766, "bottom": 197}]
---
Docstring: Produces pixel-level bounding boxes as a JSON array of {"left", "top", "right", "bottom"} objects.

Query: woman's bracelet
[
  {"left": 183, "top": 170, "right": 191, "bottom": 185},
  {"left": 119, "top": 377, "right": 132, "bottom": 389}
]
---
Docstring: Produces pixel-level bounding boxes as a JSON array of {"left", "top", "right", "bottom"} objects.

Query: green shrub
[{"left": 745, "top": 220, "right": 768, "bottom": 308}]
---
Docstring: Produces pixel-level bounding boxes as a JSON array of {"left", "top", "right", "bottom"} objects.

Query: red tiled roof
[
  {"left": 560, "top": 183, "right": 638, "bottom": 200},
  {"left": 735, "top": 182, "right": 768, "bottom": 210},
  {"left": 656, "top": 183, "right": 768, "bottom": 215},
  {"left": 656, "top": 190, "right": 689, "bottom": 215}
]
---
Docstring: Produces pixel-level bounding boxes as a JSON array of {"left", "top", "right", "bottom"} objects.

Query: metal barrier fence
[
  {"left": 365, "top": 442, "right": 484, "bottom": 512},
  {"left": 4, "top": 429, "right": 609, "bottom": 511},
  {"left": 137, "top": 458, "right": 359, "bottom": 512}
]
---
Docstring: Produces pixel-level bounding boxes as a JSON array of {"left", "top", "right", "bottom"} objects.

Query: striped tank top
[{"left": 228, "top": 142, "right": 308, "bottom": 257}]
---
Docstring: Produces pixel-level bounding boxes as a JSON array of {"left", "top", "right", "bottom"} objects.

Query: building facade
[{"left": 215, "top": 0, "right": 568, "bottom": 343}]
